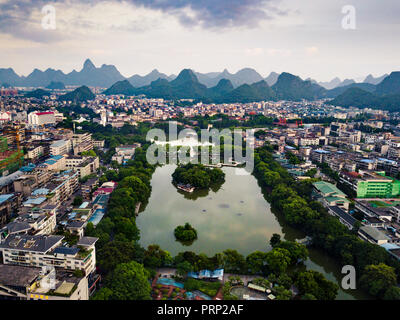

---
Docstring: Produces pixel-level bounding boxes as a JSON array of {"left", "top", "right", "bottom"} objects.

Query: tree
[
  {"left": 144, "top": 245, "right": 173, "bottom": 269},
  {"left": 275, "top": 241, "right": 308, "bottom": 264},
  {"left": 295, "top": 270, "right": 338, "bottom": 300},
  {"left": 246, "top": 251, "right": 267, "bottom": 274},
  {"left": 359, "top": 263, "right": 397, "bottom": 298},
  {"left": 91, "top": 287, "right": 114, "bottom": 300},
  {"left": 114, "top": 217, "right": 140, "bottom": 242},
  {"left": 97, "top": 241, "right": 145, "bottom": 274},
  {"left": 301, "top": 293, "right": 317, "bottom": 300},
  {"left": 383, "top": 286, "right": 400, "bottom": 300},
  {"left": 265, "top": 248, "right": 291, "bottom": 274},
  {"left": 270, "top": 234, "right": 281, "bottom": 247},
  {"left": 105, "top": 261, "right": 151, "bottom": 300},
  {"left": 176, "top": 261, "right": 193, "bottom": 277},
  {"left": 274, "top": 285, "right": 292, "bottom": 300},
  {"left": 222, "top": 249, "right": 247, "bottom": 274},
  {"left": 73, "top": 196, "right": 83, "bottom": 207},
  {"left": 277, "top": 274, "right": 293, "bottom": 289},
  {"left": 174, "top": 223, "right": 198, "bottom": 243},
  {"left": 119, "top": 176, "right": 150, "bottom": 203},
  {"left": 81, "top": 149, "right": 97, "bottom": 157}
]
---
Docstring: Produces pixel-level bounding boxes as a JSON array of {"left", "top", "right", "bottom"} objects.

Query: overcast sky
[{"left": 0, "top": 0, "right": 399, "bottom": 81}]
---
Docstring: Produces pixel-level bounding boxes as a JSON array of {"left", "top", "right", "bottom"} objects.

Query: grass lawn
[{"left": 184, "top": 278, "right": 222, "bottom": 297}]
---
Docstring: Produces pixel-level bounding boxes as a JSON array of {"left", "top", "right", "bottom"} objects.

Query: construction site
[{"left": 0, "top": 125, "right": 25, "bottom": 176}]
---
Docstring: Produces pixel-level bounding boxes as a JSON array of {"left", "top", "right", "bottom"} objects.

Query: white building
[
  {"left": 50, "top": 140, "right": 72, "bottom": 156},
  {"left": 0, "top": 235, "right": 98, "bottom": 275},
  {"left": 28, "top": 111, "right": 56, "bottom": 127}
]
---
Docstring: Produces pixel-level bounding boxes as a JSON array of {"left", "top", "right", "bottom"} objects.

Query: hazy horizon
[{"left": 0, "top": 0, "right": 399, "bottom": 82}]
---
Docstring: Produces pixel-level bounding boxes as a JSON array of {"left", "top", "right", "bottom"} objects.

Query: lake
[{"left": 136, "top": 164, "right": 370, "bottom": 300}]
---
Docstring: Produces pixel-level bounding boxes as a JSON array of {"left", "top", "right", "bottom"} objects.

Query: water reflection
[{"left": 136, "top": 164, "right": 370, "bottom": 300}]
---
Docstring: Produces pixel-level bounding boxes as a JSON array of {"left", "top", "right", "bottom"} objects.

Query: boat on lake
[{"left": 176, "top": 183, "right": 196, "bottom": 193}]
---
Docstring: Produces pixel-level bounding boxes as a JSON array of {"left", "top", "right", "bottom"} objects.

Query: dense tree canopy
[{"left": 172, "top": 163, "right": 225, "bottom": 189}]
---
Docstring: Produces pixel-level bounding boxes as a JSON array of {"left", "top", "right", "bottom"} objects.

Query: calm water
[{"left": 137, "top": 165, "right": 371, "bottom": 300}]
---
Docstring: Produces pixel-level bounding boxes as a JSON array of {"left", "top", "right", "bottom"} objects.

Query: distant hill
[
  {"left": 375, "top": 72, "right": 400, "bottom": 96},
  {"left": 329, "top": 72, "right": 400, "bottom": 111},
  {"left": 103, "top": 80, "right": 136, "bottom": 96},
  {"left": 364, "top": 74, "right": 388, "bottom": 85},
  {"left": 272, "top": 73, "right": 326, "bottom": 101},
  {"left": 0, "top": 68, "right": 22, "bottom": 86},
  {"left": 325, "top": 83, "right": 377, "bottom": 98},
  {"left": 265, "top": 72, "right": 280, "bottom": 86},
  {"left": 46, "top": 81, "right": 65, "bottom": 90},
  {"left": 0, "top": 59, "right": 125, "bottom": 88},
  {"left": 329, "top": 87, "right": 378, "bottom": 108},
  {"left": 338, "top": 79, "right": 356, "bottom": 87},
  {"left": 25, "top": 89, "right": 51, "bottom": 99},
  {"left": 195, "top": 68, "right": 264, "bottom": 88},
  {"left": 219, "top": 80, "right": 275, "bottom": 103},
  {"left": 208, "top": 79, "right": 234, "bottom": 98},
  {"left": 59, "top": 86, "right": 95, "bottom": 102},
  {"left": 318, "top": 77, "right": 342, "bottom": 90},
  {"left": 128, "top": 69, "right": 171, "bottom": 87},
  {"left": 134, "top": 69, "right": 208, "bottom": 100}
]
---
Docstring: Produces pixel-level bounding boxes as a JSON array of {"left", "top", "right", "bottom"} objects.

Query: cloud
[
  {"left": 0, "top": 0, "right": 287, "bottom": 42},
  {"left": 306, "top": 46, "right": 319, "bottom": 56},
  {"left": 245, "top": 48, "right": 264, "bottom": 56},
  {"left": 266, "top": 48, "right": 292, "bottom": 57}
]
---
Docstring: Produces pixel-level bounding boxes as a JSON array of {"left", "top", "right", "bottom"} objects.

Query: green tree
[
  {"left": 91, "top": 287, "right": 114, "bottom": 300},
  {"left": 144, "top": 245, "right": 173, "bottom": 269},
  {"left": 270, "top": 234, "right": 281, "bottom": 247},
  {"left": 73, "top": 196, "right": 83, "bottom": 207},
  {"left": 97, "top": 241, "right": 145, "bottom": 274},
  {"left": 265, "top": 248, "right": 291, "bottom": 274},
  {"left": 295, "top": 270, "right": 338, "bottom": 300},
  {"left": 359, "top": 263, "right": 397, "bottom": 298},
  {"left": 246, "top": 251, "right": 267, "bottom": 274},
  {"left": 222, "top": 249, "right": 247, "bottom": 274},
  {"left": 274, "top": 285, "right": 292, "bottom": 300},
  {"left": 383, "top": 286, "right": 400, "bottom": 300},
  {"left": 105, "top": 261, "right": 151, "bottom": 300}
]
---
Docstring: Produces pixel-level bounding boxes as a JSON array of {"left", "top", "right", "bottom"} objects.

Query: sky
[{"left": 0, "top": 0, "right": 399, "bottom": 82}]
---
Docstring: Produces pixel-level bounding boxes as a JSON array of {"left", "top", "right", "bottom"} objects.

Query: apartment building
[
  {"left": 50, "top": 140, "right": 72, "bottom": 156},
  {"left": 3, "top": 210, "right": 56, "bottom": 236},
  {"left": 340, "top": 170, "right": 400, "bottom": 198},
  {"left": 13, "top": 170, "right": 52, "bottom": 197},
  {"left": 65, "top": 156, "right": 99, "bottom": 179},
  {"left": 28, "top": 111, "right": 56, "bottom": 127},
  {"left": 26, "top": 145, "right": 44, "bottom": 162},
  {"left": 93, "top": 140, "right": 105, "bottom": 148},
  {"left": 0, "top": 193, "right": 21, "bottom": 228},
  {"left": 0, "top": 234, "right": 98, "bottom": 275},
  {"left": 71, "top": 133, "right": 93, "bottom": 155},
  {"left": 0, "top": 264, "right": 89, "bottom": 301},
  {"left": 112, "top": 144, "right": 141, "bottom": 165},
  {"left": 44, "top": 170, "right": 79, "bottom": 206}
]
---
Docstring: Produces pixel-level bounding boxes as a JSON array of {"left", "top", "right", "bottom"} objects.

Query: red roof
[
  {"left": 36, "top": 112, "right": 54, "bottom": 116},
  {"left": 344, "top": 171, "right": 361, "bottom": 178}
]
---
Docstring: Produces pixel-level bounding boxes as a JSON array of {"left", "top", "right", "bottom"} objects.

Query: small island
[
  {"left": 172, "top": 164, "right": 225, "bottom": 192},
  {"left": 174, "top": 223, "right": 198, "bottom": 245}
]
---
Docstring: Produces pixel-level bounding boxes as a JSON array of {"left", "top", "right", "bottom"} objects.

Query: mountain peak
[
  {"left": 173, "top": 69, "right": 199, "bottom": 84},
  {"left": 83, "top": 59, "right": 96, "bottom": 70}
]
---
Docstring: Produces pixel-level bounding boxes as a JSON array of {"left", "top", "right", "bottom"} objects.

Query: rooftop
[
  {"left": 0, "top": 234, "right": 63, "bottom": 253},
  {"left": 0, "top": 264, "right": 41, "bottom": 287}
]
